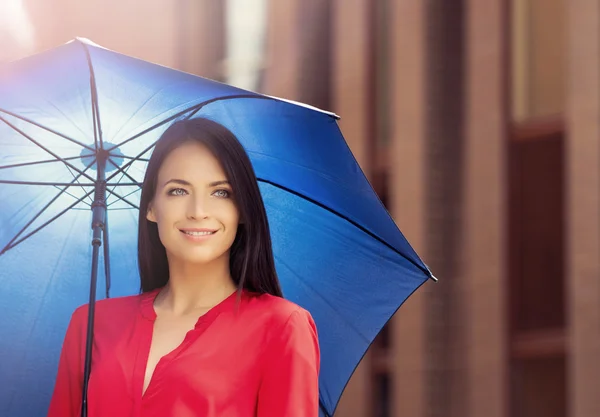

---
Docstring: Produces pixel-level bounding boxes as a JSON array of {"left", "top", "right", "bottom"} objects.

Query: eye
[
  {"left": 167, "top": 188, "right": 187, "bottom": 196},
  {"left": 213, "top": 189, "right": 231, "bottom": 198}
]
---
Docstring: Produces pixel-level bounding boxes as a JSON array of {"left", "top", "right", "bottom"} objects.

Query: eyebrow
[
  {"left": 208, "top": 180, "right": 231, "bottom": 187},
  {"left": 162, "top": 179, "right": 230, "bottom": 188}
]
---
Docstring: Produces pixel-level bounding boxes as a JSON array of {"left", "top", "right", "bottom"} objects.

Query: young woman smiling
[{"left": 48, "top": 118, "right": 320, "bottom": 417}]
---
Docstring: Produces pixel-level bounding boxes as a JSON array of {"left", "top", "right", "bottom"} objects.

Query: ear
[{"left": 146, "top": 203, "right": 157, "bottom": 223}]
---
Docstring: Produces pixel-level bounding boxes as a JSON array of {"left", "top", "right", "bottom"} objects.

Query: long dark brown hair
[{"left": 137, "top": 117, "right": 282, "bottom": 297}]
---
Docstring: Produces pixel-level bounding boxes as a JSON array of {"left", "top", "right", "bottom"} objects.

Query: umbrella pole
[{"left": 80, "top": 154, "right": 108, "bottom": 417}]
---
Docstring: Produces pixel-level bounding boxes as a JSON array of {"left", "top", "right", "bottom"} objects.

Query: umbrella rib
[
  {"left": 0, "top": 108, "right": 94, "bottom": 151},
  {"left": 106, "top": 182, "right": 140, "bottom": 186},
  {"left": 107, "top": 186, "right": 140, "bottom": 208},
  {"left": 64, "top": 163, "right": 94, "bottom": 205},
  {"left": 258, "top": 178, "right": 433, "bottom": 278},
  {"left": 106, "top": 156, "right": 130, "bottom": 198},
  {"left": 0, "top": 180, "right": 95, "bottom": 186},
  {"left": 0, "top": 160, "right": 96, "bottom": 254},
  {"left": 105, "top": 142, "right": 157, "bottom": 183},
  {"left": 104, "top": 117, "right": 170, "bottom": 153},
  {"left": 83, "top": 206, "right": 136, "bottom": 211},
  {"left": 0, "top": 115, "right": 97, "bottom": 183},
  {"left": 107, "top": 156, "right": 139, "bottom": 190},
  {"left": 105, "top": 157, "right": 146, "bottom": 203},
  {"left": 53, "top": 185, "right": 89, "bottom": 203},
  {"left": 103, "top": 94, "right": 265, "bottom": 183},
  {"left": 182, "top": 103, "right": 203, "bottom": 120},
  {"left": 117, "top": 155, "right": 149, "bottom": 162},
  {"left": 105, "top": 93, "right": 264, "bottom": 153},
  {"left": 103, "top": 93, "right": 325, "bottom": 183},
  {"left": 0, "top": 156, "right": 83, "bottom": 170},
  {"left": 102, "top": 155, "right": 140, "bottom": 208},
  {"left": 105, "top": 188, "right": 139, "bottom": 210},
  {"left": 0, "top": 188, "right": 95, "bottom": 255},
  {"left": 82, "top": 41, "right": 104, "bottom": 150}
]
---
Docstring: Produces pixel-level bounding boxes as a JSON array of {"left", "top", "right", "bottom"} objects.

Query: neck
[{"left": 158, "top": 254, "right": 237, "bottom": 316}]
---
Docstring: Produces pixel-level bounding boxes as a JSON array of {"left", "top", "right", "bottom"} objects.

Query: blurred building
[{"left": 16, "top": 0, "right": 599, "bottom": 416}]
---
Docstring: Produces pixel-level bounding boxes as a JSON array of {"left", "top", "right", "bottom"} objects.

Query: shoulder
[
  {"left": 246, "top": 292, "right": 315, "bottom": 330},
  {"left": 243, "top": 292, "right": 319, "bottom": 351},
  {"left": 71, "top": 292, "right": 147, "bottom": 322}
]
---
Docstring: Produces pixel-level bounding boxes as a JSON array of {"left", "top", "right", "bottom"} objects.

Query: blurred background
[{"left": 1, "top": 0, "right": 598, "bottom": 416}]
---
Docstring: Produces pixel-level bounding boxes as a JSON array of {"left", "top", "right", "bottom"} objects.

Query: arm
[
  {"left": 257, "top": 309, "right": 320, "bottom": 417},
  {"left": 47, "top": 307, "right": 85, "bottom": 417}
]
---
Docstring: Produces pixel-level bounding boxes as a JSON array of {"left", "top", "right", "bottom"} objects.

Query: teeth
[{"left": 184, "top": 231, "right": 214, "bottom": 236}]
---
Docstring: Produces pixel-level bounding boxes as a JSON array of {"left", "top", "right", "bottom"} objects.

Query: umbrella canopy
[{"left": 0, "top": 38, "right": 433, "bottom": 417}]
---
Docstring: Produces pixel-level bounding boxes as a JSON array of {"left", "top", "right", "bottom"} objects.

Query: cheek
[
  {"left": 155, "top": 219, "right": 176, "bottom": 246},
  {"left": 151, "top": 204, "right": 181, "bottom": 235},
  {"left": 225, "top": 210, "right": 240, "bottom": 230},
  {"left": 216, "top": 201, "right": 240, "bottom": 227},
  {"left": 154, "top": 199, "right": 184, "bottom": 220}
]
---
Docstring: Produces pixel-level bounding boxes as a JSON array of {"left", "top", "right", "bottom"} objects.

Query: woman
[{"left": 48, "top": 118, "right": 320, "bottom": 417}]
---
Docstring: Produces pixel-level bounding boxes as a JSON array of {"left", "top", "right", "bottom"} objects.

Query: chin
[{"left": 168, "top": 246, "right": 230, "bottom": 265}]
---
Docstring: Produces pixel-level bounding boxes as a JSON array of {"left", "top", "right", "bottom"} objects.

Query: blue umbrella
[{"left": 0, "top": 38, "right": 434, "bottom": 417}]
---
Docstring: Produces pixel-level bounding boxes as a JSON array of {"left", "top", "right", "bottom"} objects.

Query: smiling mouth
[{"left": 180, "top": 230, "right": 217, "bottom": 236}]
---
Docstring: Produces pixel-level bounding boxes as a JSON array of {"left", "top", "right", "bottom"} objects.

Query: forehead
[{"left": 158, "top": 141, "right": 226, "bottom": 181}]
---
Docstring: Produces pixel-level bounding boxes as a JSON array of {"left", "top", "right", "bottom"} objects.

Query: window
[
  {"left": 509, "top": 118, "right": 565, "bottom": 332},
  {"left": 224, "top": 0, "right": 268, "bottom": 91},
  {"left": 511, "top": 0, "right": 565, "bottom": 121},
  {"left": 374, "top": 372, "right": 391, "bottom": 417}
]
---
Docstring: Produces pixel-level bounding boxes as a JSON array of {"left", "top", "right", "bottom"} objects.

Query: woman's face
[{"left": 146, "top": 140, "right": 240, "bottom": 266}]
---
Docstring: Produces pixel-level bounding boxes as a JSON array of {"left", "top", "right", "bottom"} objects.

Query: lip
[
  {"left": 179, "top": 228, "right": 218, "bottom": 242},
  {"left": 179, "top": 228, "right": 218, "bottom": 233}
]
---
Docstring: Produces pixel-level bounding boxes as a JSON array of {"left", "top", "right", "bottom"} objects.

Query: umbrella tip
[
  {"left": 69, "top": 37, "right": 107, "bottom": 50},
  {"left": 263, "top": 94, "right": 340, "bottom": 119},
  {"left": 429, "top": 274, "right": 439, "bottom": 282}
]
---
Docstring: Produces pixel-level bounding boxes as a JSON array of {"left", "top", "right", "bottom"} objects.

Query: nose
[{"left": 186, "top": 194, "right": 209, "bottom": 220}]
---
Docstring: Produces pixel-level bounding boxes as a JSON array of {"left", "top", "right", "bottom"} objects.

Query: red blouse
[{"left": 47, "top": 289, "right": 320, "bottom": 417}]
